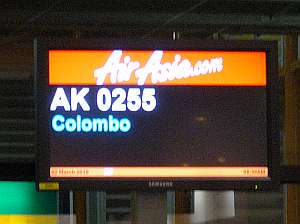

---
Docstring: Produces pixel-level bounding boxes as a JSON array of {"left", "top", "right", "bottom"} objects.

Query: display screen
[{"left": 36, "top": 40, "right": 279, "bottom": 189}]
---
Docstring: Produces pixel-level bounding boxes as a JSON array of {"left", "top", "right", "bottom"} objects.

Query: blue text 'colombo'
[{"left": 52, "top": 114, "right": 131, "bottom": 133}]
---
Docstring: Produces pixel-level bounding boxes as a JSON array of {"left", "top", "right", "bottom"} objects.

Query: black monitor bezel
[{"left": 35, "top": 38, "right": 280, "bottom": 191}]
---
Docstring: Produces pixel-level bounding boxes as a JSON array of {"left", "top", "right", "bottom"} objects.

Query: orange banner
[
  {"left": 50, "top": 166, "right": 268, "bottom": 178},
  {"left": 49, "top": 50, "right": 266, "bottom": 86}
]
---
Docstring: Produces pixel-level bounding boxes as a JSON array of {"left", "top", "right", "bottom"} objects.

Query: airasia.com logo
[{"left": 94, "top": 50, "right": 223, "bottom": 85}]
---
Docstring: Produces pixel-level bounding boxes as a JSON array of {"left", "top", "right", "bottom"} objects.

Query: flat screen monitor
[{"left": 35, "top": 39, "right": 279, "bottom": 190}]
